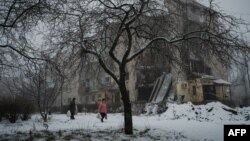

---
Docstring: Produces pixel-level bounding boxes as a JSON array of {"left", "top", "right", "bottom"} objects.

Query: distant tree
[
  {"left": 17, "top": 60, "right": 65, "bottom": 122},
  {"left": 0, "top": 70, "right": 35, "bottom": 123},
  {"left": 0, "top": 0, "right": 66, "bottom": 121},
  {"left": 229, "top": 51, "right": 250, "bottom": 106}
]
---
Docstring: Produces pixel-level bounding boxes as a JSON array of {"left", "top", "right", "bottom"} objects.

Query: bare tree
[
  {"left": 0, "top": 0, "right": 69, "bottom": 122},
  {"left": 17, "top": 60, "right": 65, "bottom": 122},
  {"left": 43, "top": 0, "right": 250, "bottom": 134},
  {"left": 0, "top": 0, "right": 48, "bottom": 69}
]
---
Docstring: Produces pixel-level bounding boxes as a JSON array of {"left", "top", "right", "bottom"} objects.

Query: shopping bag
[
  {"left": 96, "top": 113, "right": 101, "bottom": 119},
  {"left": 67, "top": 110, "right": 70, "bottom": 117}
]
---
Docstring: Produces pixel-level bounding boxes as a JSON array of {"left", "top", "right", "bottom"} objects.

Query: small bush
[
  {"left": 19, "top": 96, "right": 35, "bottom": 121},
  {"left": 0, "top": 95, "right": 35, "bottom": 123},
  {"left": 3, "top": 97, "right": 21, "bottom": 123},
  {"left": 0, "top": 113, "right": 2, "bottom": 122},
  {"left": 0, "top": 97, "right": 7, "bottom": 121},
  {"left": 63, "top": 134, "right": 74, "bottom": 140},
  {"left": 46, "top": 135, "right": 56, "bottom": 141}
]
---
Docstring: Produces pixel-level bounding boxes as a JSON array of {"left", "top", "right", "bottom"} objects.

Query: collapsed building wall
[{"left": 175, "top": 77, "right": 231, "bottom": 104}]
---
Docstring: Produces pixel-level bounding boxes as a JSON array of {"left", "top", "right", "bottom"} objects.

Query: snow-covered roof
[
  {"left": 213, "top": 79, "right": 231, "bottom": 85},
  {"left": 201, "top": 75, "right": 216, "bottom": 79}
]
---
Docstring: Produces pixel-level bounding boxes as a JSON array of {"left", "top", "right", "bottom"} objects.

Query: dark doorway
[{"left": 203, "top": 85, "right": 217, "bottom": 100}]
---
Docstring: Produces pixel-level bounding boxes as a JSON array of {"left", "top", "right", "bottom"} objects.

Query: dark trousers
[
  {"left": 100, "top": 113, "right": 106, "bottom": 122},
  {"left": 70, "top": 111, "right": 75, "bottom": 119}
]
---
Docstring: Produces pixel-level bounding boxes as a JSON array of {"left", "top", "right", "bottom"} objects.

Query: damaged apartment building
[
  {"left": 55, "top": 0, "right": 232, "bottom": 111},
  {"left": 164, "top": 0, "right": 231, "bottom": 104},
  {"left": 129, "top": 0, "right": 231, "bottom": 105}
]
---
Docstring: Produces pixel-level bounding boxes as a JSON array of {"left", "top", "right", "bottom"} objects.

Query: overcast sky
[
  {"left": 198, "top": 0, "right": 250, "bottom": 21},
  {"left": 197, "top": 0, "right": 250, "bottom": 39}
]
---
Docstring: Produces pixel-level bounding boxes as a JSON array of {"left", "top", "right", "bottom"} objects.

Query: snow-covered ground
[{"left": 0, "top": 102, "right": 249, "bottom": 140}]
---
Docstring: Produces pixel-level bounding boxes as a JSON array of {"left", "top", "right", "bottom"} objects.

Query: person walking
[
  {"left": 98, "top": 98, "right": 107, "bottom": 122},
  {"left": 69, "top": 98, "right": 76, "bottom": 119}
]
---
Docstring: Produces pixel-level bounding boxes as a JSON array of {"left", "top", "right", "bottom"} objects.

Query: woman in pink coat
[{"left": 98, "top": 98, "right": 107, "bottom": 122}]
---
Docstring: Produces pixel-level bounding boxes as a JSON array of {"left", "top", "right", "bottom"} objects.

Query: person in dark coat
[{"left": 69, "top": 98, "right": 76, "bottom": 119}]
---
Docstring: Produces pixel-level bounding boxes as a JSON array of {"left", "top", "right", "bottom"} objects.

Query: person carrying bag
[{"left": 98, "top": 98, "right": 107, "bottom": 122}]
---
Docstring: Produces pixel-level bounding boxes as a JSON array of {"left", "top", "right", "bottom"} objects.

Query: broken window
[
  {"left": 189, "top": 59, "right": 211, "bottom": 75},
  {"left": 193, "top": 86, "right": 196, "bottom": 95},
  {"left": 137, "top": 68, "right": 163, "bottom": 86}
]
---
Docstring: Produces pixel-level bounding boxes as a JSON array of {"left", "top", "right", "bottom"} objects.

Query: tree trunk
[
  {"left": 123, "top": 99, "right": 133, "bottom": 134},
  {"left": 119, "top": 83, "right": 133, "bottom": 134}
]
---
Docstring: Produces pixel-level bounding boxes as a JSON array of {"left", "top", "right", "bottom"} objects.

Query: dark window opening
[
  {"left": 189, "top": 60, "right": 211, "bottom": 75},
  {"left": 193, "top": 86, "right": 196, "bottom": 95}
]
